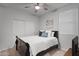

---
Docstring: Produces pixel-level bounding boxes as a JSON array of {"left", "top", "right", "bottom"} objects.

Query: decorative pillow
[
  {"left": 51, "top": 32, "right": 55, "bottom": 37},
  {"left": 39, "top": 31, "right": 42, "bottom": 36},
  {"left": 39, "top": 30, "right": 45, "bottom": 36},
  {"left": 44, "top": 32, "right": 48, "bottom": 37},
  {"left": 45, "top": 30, "right": 51, "bottom": 37},
  {"left": 41, "top": 32, "right": 48, "bottom": 37}
]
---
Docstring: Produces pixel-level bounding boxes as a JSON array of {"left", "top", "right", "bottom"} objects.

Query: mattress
[{"left": 19, "top": 35, "right": 58, "bottom": 56}]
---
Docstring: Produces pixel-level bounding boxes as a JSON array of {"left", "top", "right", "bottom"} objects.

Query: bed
[{"left": 15, "top": 31, "right": 59, "bottom": 56}]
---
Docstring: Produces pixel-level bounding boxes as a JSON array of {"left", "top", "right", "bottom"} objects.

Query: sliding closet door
[{"left": 59, "top": 8, "right": 78, "bottom": 49}]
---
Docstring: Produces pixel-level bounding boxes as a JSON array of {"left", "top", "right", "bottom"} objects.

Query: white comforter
[{"left": 19, "top": 35, "right": 58, "bottom": 56}]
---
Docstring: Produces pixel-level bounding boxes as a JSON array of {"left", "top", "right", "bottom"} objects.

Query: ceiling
[{"left": 0, "top": 3, "right": 68, "bottom": 16}]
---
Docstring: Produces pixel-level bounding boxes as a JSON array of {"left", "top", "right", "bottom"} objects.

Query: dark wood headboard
[
  {"left": 52, "top": 31, "right": 59, "bottom": 39},
  {"left": 52, "top": 31, "right": 60, "bottom": 48}
]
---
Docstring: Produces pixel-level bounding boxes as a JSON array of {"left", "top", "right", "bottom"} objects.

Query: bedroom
[{"left": 0, "top": 3, "right": 78, "bottom": 56}]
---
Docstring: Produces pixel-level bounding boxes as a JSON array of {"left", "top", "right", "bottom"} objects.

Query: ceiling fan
[{"left": 24, "top": 3, "right": 48, "bottom": 13}]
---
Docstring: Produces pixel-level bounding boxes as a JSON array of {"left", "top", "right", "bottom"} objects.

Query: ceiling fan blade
[
  {"left": 44, "top": 7, "right": 48, "bottom": 10},
  {"left": 25, "top": 3, "right": 34, "bottom": 8},
  {"left": 43, "top": 3, "right": 48, "bottom": 7},
  {"left": 42, "top": 3, "right": 48, "bottom": 11},
  {"left": 25, "top": 6, "right": 30, "bottom": 8}
]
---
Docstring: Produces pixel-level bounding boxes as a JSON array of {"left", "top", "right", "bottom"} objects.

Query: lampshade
[{"left": 35, "top": 6, "right": 40, "bottom": 10}]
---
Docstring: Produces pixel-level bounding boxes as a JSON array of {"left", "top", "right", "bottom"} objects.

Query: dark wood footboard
[
  {"left": 16, "top": 36, "right": 58, "bottom": 56},
  {"left": 16, "top": 36, "right": 30, "bottom": 56}
]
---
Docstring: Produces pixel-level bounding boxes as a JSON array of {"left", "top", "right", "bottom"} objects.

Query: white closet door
[
  {"left": 59, "top": 9, "right": 78, "bottom": 49},
  {"left": 59, "top": 9, "right": 76, "bottom": 34},
  {"left": 13, "top": 20, "right": 24, "bottom": 36}
]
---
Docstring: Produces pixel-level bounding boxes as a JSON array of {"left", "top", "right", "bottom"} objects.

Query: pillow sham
[
  {"left": 51, "top": 32, "right": 55, "bottom": 37},
  {"left": 39, "top": 31, "right": 42, "bottom": 36},
  {"left": 45, "top": 30, "right": 51, "bottom": 37},
  {"left": 39, "top": 30, "right": 55, "bottom": 37},
  {"left": 39, "top": 30, "right": 45, "bottom": 36},
  {"left": 41, "top": 32, "right": 48, "bottom": 37}
]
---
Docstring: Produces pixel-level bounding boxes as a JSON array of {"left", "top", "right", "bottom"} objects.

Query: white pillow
[
  {"left": 45, "top": 30, "right": 51, "bottom": 37},
  {"left": 51, "top": 32, "right": 55, "bottom": 37}
]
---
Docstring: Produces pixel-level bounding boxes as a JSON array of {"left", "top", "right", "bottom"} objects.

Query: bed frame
[
  {"left": 15, "top": 31, "right": 59, "bottom": 56},
  {"left": 72, "top": 36, "right": 78, "bottom": 56}
]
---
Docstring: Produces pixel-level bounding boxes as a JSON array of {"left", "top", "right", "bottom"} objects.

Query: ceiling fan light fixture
[{"left": 35, "top": 6, "right": 40, "bottom": 10}]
